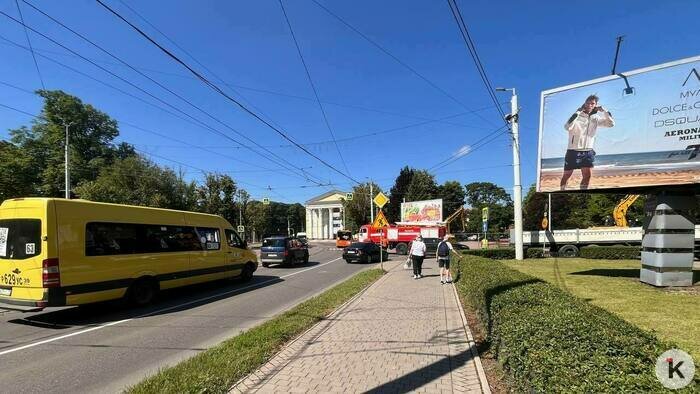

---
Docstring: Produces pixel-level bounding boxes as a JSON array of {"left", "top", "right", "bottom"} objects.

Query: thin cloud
[{"left": 453, "top": 145, "right": 472, "bottom": 158}]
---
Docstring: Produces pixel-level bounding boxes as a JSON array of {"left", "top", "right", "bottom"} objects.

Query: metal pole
[
  {"left": 238, "top": 190, "right": 243, "bottom": 226},
  {"left": 611, "top": 36, "right": 624, "bottom": 75},
  {"left": 511, "top": 90, "right": 524, "bottom": 260},
  {"left": 64, "top": 122, "right": 70, "bottom": 199},
  {"left": 369, "top": 181, "right": 374, "bottom": 223},
  {"left": 548, "top": 193, "right": 552, "bottom": 232}
]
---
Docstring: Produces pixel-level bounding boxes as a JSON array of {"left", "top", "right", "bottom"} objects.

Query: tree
[
  {"left": 464, "top": 182, "right": 513, "bottom": 233},
  {"left": 465, "top": 182, "right": 512, "bottom": 207},
  {"left": 343, "top": 182, "right": 382, "bottom": 231},
  {"left": 405, "top": 170, "right": 438, "bottom": 202},
  {"left": 0, "top": 141, "right": 39, "bottom": 200},
  {"left": 74, "top": 156, "right": 195, "bottom": 208},
  {"left": 386, "top": 166, "right": 415, "bottom": 223},
  {"left": 245, "top": 201, "right": 270, "bottom": 242},
  {"left": 438, "top": 180, "right": 466, "bottom": 220},
  {"left": 9, "top": 90, "right": 123, "bottom": 197},
  {"left": 195, "top": 174, "right": 238, "bottom": 223}
]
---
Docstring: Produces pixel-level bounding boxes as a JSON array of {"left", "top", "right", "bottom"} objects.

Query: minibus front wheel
[{"left": 128, "top": 278, "right": 159, "bottom": 306}]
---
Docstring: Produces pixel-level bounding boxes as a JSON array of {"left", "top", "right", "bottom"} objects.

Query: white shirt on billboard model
[{"left": 564, "top": 109, "right": 615, "bottom": 150}]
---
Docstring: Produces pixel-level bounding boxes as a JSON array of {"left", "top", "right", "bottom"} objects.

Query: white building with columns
[{"left": 305, "top": 190, "right": 347, "bottom": 240}]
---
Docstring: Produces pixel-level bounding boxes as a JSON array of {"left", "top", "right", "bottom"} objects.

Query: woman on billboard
[{"left": 560, "top": 94, "right": 615, "bottom": 190}]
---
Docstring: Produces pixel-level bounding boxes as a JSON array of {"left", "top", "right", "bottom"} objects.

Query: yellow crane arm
[{"left": 613, "top": 195, "right": 639, "bottom": 227}]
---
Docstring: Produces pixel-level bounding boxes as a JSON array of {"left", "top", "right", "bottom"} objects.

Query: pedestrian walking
[
  {"left": 436, "top": 234, "right": 454, "bottom": 284},
  {"left": 409, "top": 235, "right": 426, "bottom": 279}
]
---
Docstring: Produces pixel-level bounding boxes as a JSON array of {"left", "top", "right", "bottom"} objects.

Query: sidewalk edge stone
[{"left": 451, "top": 282, "right": 491, "bottom": 394}]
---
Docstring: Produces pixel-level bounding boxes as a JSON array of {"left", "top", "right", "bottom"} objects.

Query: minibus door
[{"left": 224, "top": 229, "right": 245, "bottom": 275}]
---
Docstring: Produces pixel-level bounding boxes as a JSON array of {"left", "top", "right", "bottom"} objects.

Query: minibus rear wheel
[{"left": 129, "top": 278, "right": 158, "bottom": 306}]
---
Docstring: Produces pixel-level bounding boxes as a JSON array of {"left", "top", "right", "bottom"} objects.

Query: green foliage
[
  {"left": 453, "top": 255, "right": 679, "bottom": 392},
  {"left": 0, "top": 141, "right": 38, "bottom": 200},
  {"left": 462, "top": 248, "right": 515, "bottom": 259},
  {"left": 580, "top": 246, "right": 640, "bottom": 260},
  {"left": 195, "top": 174, "right": 238, "bottom": 220},
  {"left": 526, "top": 247, "right": 545, "bottom": 258},
  {"left": 74, "top": 156, "right": 196, "bottom": 209},
  {"left": 405, "top": 170, "right": 438, "bottom": 202},
  {"left": 386, "top": 166, "right": 414, "bottom": 223},
  {"left": 127, "top": 269, "right": 384, "bottom": 394},
  {"left": 464, "top": 182, "right": 513, "bottom": 233},
  {"left": 8, "top": 90, "right": 124, "bottom": 197},
  {"left": 438, "top": 180, "right": 465, "bottom": 223},
  {"left": 343, "top": 182, "right": 382, "bottom": 231}
]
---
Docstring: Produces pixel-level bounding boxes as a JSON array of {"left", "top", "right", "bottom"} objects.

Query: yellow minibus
[{"left": 0, "top": 198, "right": 258, "bottom": 311}]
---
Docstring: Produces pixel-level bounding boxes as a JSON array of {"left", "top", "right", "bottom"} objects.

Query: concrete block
[
  {"left": 640, "top": 268, "right": 693, "bottom": 287},
  {"left": 641, "top": 251, "right": 694, "bottom": 267},
  {"left": 648, "top": 214, "right": 694, "bottom": 230},
  {"left": 642, "top": 234, "right": 694, "bottom": 249}
]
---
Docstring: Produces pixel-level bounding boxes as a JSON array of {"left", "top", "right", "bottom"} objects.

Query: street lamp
[{"left": 495, "top": 87, "right": 523, "bottom": 260}]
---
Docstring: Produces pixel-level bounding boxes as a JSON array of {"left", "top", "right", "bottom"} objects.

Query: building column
[
  {"left": 327, "top": 208, "right": 333, "bottom": 239},
  {"left": 315, "top": 209, "right": 322, "bottom": 239},
  {"left": 305, "top": 208, "right": 311, "bottom": 238}
]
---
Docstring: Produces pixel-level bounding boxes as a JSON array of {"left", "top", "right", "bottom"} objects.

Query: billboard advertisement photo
[
  {"left": 537, "top": 56, "right": 700, "bottom": 192},
  {"left": 400, "top": 199, "right": 443, "bottom": 223}
]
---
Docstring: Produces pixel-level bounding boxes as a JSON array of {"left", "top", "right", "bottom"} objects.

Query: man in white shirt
[
  {"left": 409, "top": 235, "right": 426, "bottom": 279},
  {"left": 560, "top": 94, "right": 615, "bottom": 190}
]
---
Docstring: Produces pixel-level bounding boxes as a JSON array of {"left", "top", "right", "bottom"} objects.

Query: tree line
[{"left": 0, "top": 90, "right": 304, "bottom": 241}]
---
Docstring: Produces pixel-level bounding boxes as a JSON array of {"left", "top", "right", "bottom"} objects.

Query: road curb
[{"left": 451, "top": 282, "right": 492, "bottom": 394}]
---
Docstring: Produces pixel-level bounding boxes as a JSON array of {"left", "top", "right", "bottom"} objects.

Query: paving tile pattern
[{"left": 231, "top": 261, "right": 486, "bottom": 393}]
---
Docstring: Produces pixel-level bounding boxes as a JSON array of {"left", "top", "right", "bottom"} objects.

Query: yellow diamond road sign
[
  {"left": 372, "top": 210, "right": 389, "bottom": 228},
  {"left": 373, "top": 192, "right": 389, "bottom": 208}
]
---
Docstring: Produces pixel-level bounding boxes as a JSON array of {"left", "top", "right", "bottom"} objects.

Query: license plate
[
  {"left": 346, "top": 251, "right": 356, "bottom": 254},
  {"left": 0, "top": 288, "right": 10, "bottom": 296},
  {"left": 267, "top": 254, "right": 277, "bottom": 257}
]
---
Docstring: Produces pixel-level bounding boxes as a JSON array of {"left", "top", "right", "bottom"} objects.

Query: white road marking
[{"left": 0, "top": 256, "right": 343, "bottom": 356}]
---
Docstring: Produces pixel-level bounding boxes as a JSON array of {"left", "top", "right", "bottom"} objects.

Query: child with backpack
[{"left": 436, "top": 234, "right": 454, "bottom": 284}]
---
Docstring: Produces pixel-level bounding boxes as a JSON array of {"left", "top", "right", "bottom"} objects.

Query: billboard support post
[{"left": 498, "top": 87, "right": 524, "bottom": 260}]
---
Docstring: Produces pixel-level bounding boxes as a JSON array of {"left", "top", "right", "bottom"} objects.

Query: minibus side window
[
  {"left": 195, "top": 227, "right": 220, "bottom": 250},
  {"left": 86, "top": 222, "right": 139, "bottom": 256}
]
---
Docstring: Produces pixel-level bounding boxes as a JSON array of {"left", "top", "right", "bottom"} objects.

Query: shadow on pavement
[
  {"left": 262, "top": 261, "right": 320, "bottom": 269},
  {"left": 8, "top": 274, "right": 283, "bottom": 329}
]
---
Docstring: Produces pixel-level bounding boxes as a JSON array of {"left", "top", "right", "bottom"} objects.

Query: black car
[
  {"left": 343, "top": 242, "right": 389, "bottom": 263},
  {"left": 260, "top": 236, "right": 309, "bottom": 267},
  {"left": 422, "top": 238, "right": 441, "bottom": 257}
]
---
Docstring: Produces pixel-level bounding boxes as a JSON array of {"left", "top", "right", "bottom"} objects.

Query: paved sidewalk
[{"left": 230, "top": 259, "right": 490, "bottom": 393}]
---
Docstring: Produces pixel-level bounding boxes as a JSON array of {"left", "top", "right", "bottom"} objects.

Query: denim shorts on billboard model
[{"left": 564, "top": 149, "right": 595, "bottom": 170}]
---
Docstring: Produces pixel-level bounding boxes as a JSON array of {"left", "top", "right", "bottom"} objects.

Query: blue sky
[{"left": 0, "top": 0, "right": 698, "bottom": 203}]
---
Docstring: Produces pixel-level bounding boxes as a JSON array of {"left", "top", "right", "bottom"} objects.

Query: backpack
[{"left": 437, "top": 241, "right": 450, "bottom": 257}]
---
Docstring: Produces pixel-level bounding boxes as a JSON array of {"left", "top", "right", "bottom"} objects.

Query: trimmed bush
[
  {"left": 525, "top": 247, "right": 545, "bottom": 258},
  {"left": 580, "top": 245, "right": 640, "bottom": 260},
  {"left": 452, "top": 255, "right": 682, "bottom": 392},
  {"left": 462, "top": 248, "right": 515, "bottom": 259}
]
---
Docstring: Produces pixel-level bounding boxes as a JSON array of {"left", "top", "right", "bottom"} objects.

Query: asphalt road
[{"left": 0, "top": 242, "right": 384, "bottom": 393}]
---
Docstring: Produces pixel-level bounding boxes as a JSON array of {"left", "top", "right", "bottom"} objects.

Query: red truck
[{"left": 358, "top": 223, "right": 445, "bottom": 255}]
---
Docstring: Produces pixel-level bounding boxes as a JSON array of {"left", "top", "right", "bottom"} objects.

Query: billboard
[
  {"left": 400, "top": 199, "right": 443, "bottom": 223},
  {"left": 537, "top": 56, "right": 700, "bottom": 192}
]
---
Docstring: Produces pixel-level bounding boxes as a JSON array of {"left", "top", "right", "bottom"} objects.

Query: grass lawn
[{"left": 504, "top": 258, "right": 700, "bottom": 360}]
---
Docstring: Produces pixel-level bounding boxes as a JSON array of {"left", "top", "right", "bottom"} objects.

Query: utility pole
[
  {"left": 238, "top": 190, "right": 243, "bottom": 226},
  {"left": 63, "top": 121, "right": 73, "bottom": 199},
  {"left": 497, "top": 87, "right": 523, "bottom": 260}
]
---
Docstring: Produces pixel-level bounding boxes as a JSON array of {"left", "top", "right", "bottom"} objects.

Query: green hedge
[
  {"left": 453, "top": 255, "right": 683, "bottom": 392},
  {"left": 580, "top": 246, "right": 640, "bottom": 260},
  {"left": 462, "top": 248, "right": 547, "bottom": 259},
  {"left": 526, "top": 247, "right": 545, "bottom": 258},
  {"left": 462, "top": 248, "right": 515, "bottom": 259}
]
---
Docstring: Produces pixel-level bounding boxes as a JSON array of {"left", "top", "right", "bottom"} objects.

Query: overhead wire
[
  {"left": 14, "top": 0, "right": 45, "bottom": 89},
  {"left": 0, "top": 36, "right": 498, "bottom": 131},
  {"left": 15, "top": 1, "right": 329, "bottom": 187},
  {"left": 310, "top": 0, "right": 497, "bottom": 128},
  {"left": 445, "top": 0, "right": 507, "bottom": 123},
  {"left": 278, "top": 0, "right": 351, "bottom": 177},
  {"left": 94, "top": 0, "right": 362, "bottom": 185}
]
